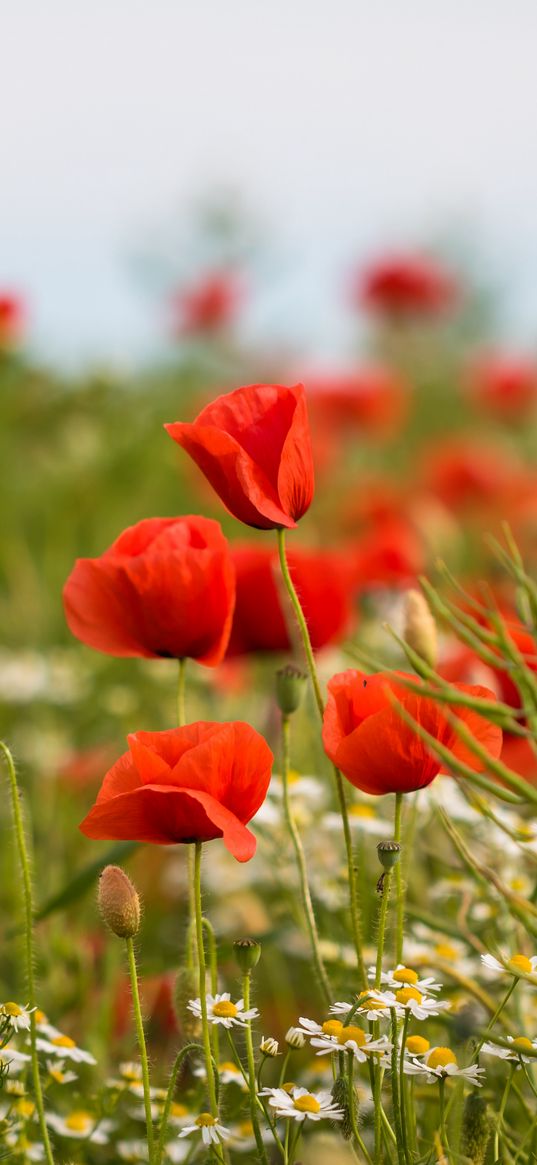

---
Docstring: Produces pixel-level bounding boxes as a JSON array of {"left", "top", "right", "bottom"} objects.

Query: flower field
[{"left": 1, "top": 253, "right": 537, "bottom": 1165}]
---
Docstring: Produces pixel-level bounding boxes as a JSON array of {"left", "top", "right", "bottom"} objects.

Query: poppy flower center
[
  {"left": 293, "top": 1093, "right": 321, "bottom": 1114},
  {"left": 508, "top": 954, "right": 532, "bottom": 974},
  {"left": 4, "top": 1002, "right": 23, "bottom": 1017},
  {"left": 395, "top": 987, "right": 423, "bottom": 1005},
  {"left": 428, "top": 1048, "right": 457, "bottom": 1070},
  {"left": 338, "top": 1025, "right": 366, "bottom": 1047},
  {"left": 196, "top": 1113, "right": 217, "bottom": 1128},
  {"left": 322, "top": 1019, "right": 343, "bottom": 1037},
  {"left": 512, "top": 1037, "right": 533, "bottom": 1052},
  {"left": 52, "top": 1036, "right": 76, "bottom": 1048},
  {"left": 65, "top": 1112, "right": 92, "bottom": 1133},
  {"left": 393, "top": 967, "right": 419, "bottom": 985},
  {"left": 406, "top": 1036, "right": 430, "bottom": 1055},
  {"left": 212, "top": 1001, "right": 238, "bottom": 1018}
]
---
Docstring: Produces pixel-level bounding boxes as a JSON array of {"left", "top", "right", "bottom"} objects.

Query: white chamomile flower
[
  {"left": 299, "top": 1016, "right": 391, "bottom": 1062},
  {"left": 188, "top": 993, "right": 259, "bottom": 1029},
  {"left": 4, "top": 1133, "right": 45, "bottom": 1161},
  {"left": 260, "top": 1085, "right": 344, "bottom": 1123},
  {"left": 404, "top": 1047, "right": 485, "bottom": 1087},
  {"left": 375, "top": 987, "right": 451, "bottom": 1022},
  {"left": 194, "top": 1060, "right": 245, "bottom": 1087},
  {"left": 0, "top": 1045, "right": 31, "bottom": 1071},
  {"left": 178, "top": 1112, "right": 232, "bottom": 1146},
  {"left": 46, "top": 1111, "right": 113, "bottom": 1142},
  {"left": 117, "top": 1140, "right": 149, "bottom": 1162},
  {"left": 481, "top": 952, "right": 537, "bottom": 979},
  {"left": 368, "top": 964, "right": 442, "bottom": 994},
  {"left": 330, "top": 992, "right": 393, "bottom": 1021},
  {"left": 46, "top": 1059, "right": 77, "bottom": 1085},
  {"left": 324, "top": 803, "right": 392, "bottom": 836},
  {"left": 481, "top": 1036, "right": 537, "bottom": 1064},
  {"left": 1, "top": 1002, "right": 35, "bottom": 1032},
  {"left": 36, "top": 1033, "right": 97, "bottom": 1064}
]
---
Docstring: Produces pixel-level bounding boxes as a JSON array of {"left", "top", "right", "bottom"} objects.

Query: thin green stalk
[
  {"left": 193, "top": 843, "right": 224, "bottom": 1162},
  {"left": 156, "top": 1042, "right": 204, "bottom": 1165},
  {"left": 399, "top": 1011, "right": 411, "bottom": 1163},
  {"left": 276, "top": 527, "right": 367, "bottom": 986},
  {"left": 389, "top": 1008, "right": 405, "bottom": 1165},
  {"left": 438, "top": 1077, "right": 450, "bottom": 1160},
  {"left": 473, "top": 979, "right": 517, "bottom": 1061},
  {"left": 281, "top": 714, "right": 331, "bottom": 1004},
  {"left": 126, "top": 937, "right": 155, "bottom": 1164},
  {"left": 495, "top": 1063, "right": 516, "bottom": 1161},
  {"left": 374, "top": 869, "right": 393, "bottom": 1164},
  {"left": 394, "top": 793, "right": 404, "bottom": 964},
  {"left": 347, "top": 1054, "right": 374, "bottom": 1165},
  {"left": 0, "top": 742, "right": 55, "bottom": 1165},
  {"left": 202, "top": 915, "right": 220, "bottom": 1067},
  {"left": 242, "top": 972, "right": 270, "bottom": 1165}
]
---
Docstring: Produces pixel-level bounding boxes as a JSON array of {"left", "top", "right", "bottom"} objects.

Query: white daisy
[
  {"left": 373, "top": 988, "right": 451, "bottom": 1022},
  {"left": 324, "top": 804, "right": 392, "bottom": 836},
  {"left": 45, "top": 1059, "right": 77, "bottom": 1085},
  {"left": 178, "top": 1112, "right": 232, "bottom": 1147},
  {"left": 46, "top": 1111, "right": 113, "bottom": 1142},
  {"left": 0, "top": 1045, "right": 31, "bottom": 1072},
  {"left": 260, "top": 1085, "right": 344, "bottom": 1123},
  {"left": 36, "top": 1034, "right": 96, "bottom": 1064},
  {"left": 194, "top": 1059, "right": 245, "bottom": 1087},
  {"left": 403, "top": 1047, "right": 485, "bottom": 1087},
  {"left": 1, "top": 1002, "right": 35, "bottom": 1032},
  {"left": 368, "top": 964, "right": 442, "bottom": 994},
  {"left": 481, "top": 953, "right": 537, "bottom": 979},
  {"left": 481, "top": 1036, "right": 537, "bottom": 1064},
  {"left": 4, "top": 1133, "right": 45, "bottom": 1161},
  {"left": 187, "top": 993, "right": 259, "bottom": 1029},
  {"left": 311, "top": 1029, "right": 392, "bottom": 1065},
  {"left": 117, "top": 1140, "right": 149, "bottom": 1162},
  {"left": 330, "top": 993, "right": 393, "bottom": 1021}
]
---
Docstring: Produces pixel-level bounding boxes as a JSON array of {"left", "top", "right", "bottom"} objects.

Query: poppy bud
[
  {"left": 403, "top": 589, "right": 437, "bottom": 670},
  {"left": 174, "top": 968, "right": 201, "bottom": 1041},
  {"left": 459, "top": 1094, "right": 491, "bottom": 1164},
  {"left": 275, "top": 664, "right": 308, "bottom": 716},
  {"left": 285, "top": 1026, "right": 306, "bottom": 1049},
  {"left": 259, "top": 1036, "right": 279, "bottom": 1057},
  {"left": 98, "top": 865, "right": 140, "bottom": 939},
  {"left": 331, "top": 1074, "right": 354, "bottom": 1141},
  {"left": 233, "top": 937, "right": 261, "bottom": 974},
  {"left": 377, "top": 841, "right": 401, "bottom": 871}
]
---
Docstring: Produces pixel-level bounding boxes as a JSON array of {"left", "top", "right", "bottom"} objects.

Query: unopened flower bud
[
  {"left": 331, "top": 1073, "right": 356, "bottom": 1141},
  {"left": 275, "top": 664, "right": 307, "bottom": 716},
  {"left": 98, "top": 865, "right": 140, "bottom": 939},
  {"left": 377, "top": 841, "right": 401, "bottom": 871},
  {"left": 174, "top": 968, "right": 201, "bottom": 1041},
  {"left": 403, "top": 589, "right": 437, "bottom": 670},
  {"left": 233, "top": 938, "right": 261, "bottom": 974},
  {"left": 285, "top": 1026, "right": 306, "bottom": 1049},
  {"left": 459, "top": 1094, "right": 491, "bottom": 1165},
  {"left": 260, "top": 1036, "right": 279, "bottom": 1057}
]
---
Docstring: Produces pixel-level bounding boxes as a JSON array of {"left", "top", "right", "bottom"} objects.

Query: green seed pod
[
  {"left": 377, "top": 840, "right": 401, "bottom": 871},
  {"left": 98, "top": 865, "right": 140, "bottom": 939},
  {"left": 459, "top": 1094, "right": 492, "bottom": 1165},
  {"left": 275, "top": 664, "right": 308, "bottom": 715},
  {"left": 331, "top": 1074, "right": 356, "bottom": 1141},
  {"left": 233, "top": 937, "right": 261, "bottom": 974},
  {"left": 174, "top": 967, "right": 201, "bottom": 1041}
]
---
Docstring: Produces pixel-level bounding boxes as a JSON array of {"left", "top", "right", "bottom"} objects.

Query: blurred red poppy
[
  {"left": 355, "top": 254, "right": 457, "bottom": 317},
  {"left": 322, "top": 669, "right": 502, "bottom": 795},
  {"left": 420, "top": 438, "right": 524, "bottom": 513},
  {"left": 166, "top": 382, "right": 314, "bottom": 529},
  {"left": 0, "top": 293, "right": 25, "bottom": 347},
  {"left": 306, "top": 367, "right": 408, "bottom": 435},
  {"left": 227, "top": 543, "right": 356, "bottom": 655},
  {"left": 349, "top": 518, "right": 425, "bottom": 591},
  {"left": 80, "top": 722, "right": 273, "bottom": 862},
  {"left": 63, "top": 516, "right": 235, "bottom": 665},
  {"left": 466, "top": 353, "right": 537, "bottom": 420},
  {"left": 171, "top": 270, "right": 240, "bottom": 336}
]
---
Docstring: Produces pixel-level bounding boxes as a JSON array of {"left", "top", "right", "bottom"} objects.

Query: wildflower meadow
[{"left": 2, "top": 250, "right": 537, "bottom": 1165}]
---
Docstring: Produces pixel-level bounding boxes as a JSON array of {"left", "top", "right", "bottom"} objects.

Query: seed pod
[
  {"left": 377, "top": 840, "right": 401, "bottom": 871},
  {"left": 275, "top": 664, "right": 307, "bottom": 715},
  {"left": 459, "top": 1094, "right": 492, "bottom": 1165},
  {"left": 233, "top": 938, "right": 261, "bottom": 974},
  {"left": 98, "top": 866, "right": 140, "bottom": 939},
  {"left": 403, "top": 589, "right": 438, "bottom": 670}
]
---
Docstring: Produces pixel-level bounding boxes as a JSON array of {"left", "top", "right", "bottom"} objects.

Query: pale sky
[{"left": 3, "top": 0, "right": 537, "bottom": 365}]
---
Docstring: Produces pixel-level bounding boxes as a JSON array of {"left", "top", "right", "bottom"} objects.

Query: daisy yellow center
[
  {"left": 322, "top": 1019, "right": 343, "bottom": 1037},
  {"left": 338, "top": 1025, "right": 366, "bottom": 1047},
  {"left": 49, "top": 1068, "right": 66, "bottom": 1084},
  {"left": 219, "top": 1061, "right": 238, "bottom": 1073},
  {"left": 434, "top": 943, "right": 457, "bottom": 960},
  {"left": 171, "top": 1102, "right": 188, "bottom": 1117},
  {"left": 65, "top": 1111, "right": 92, "bottom": 1132},
  {"left": 288, "top": 770, "right": 301, "bottom": 784},
  {"left": 35, "top": 1010, "right": 47, "bottom": 1023},
  {"left": 512, "top": 1037, "right": 533, "bottom": 1052},
  {"left": 293, "top": 1093, "right": 321, "bottom": 1114},
  {"left": 428, "top": 1048, "right": 457, "bottom": 1070},
  {"left": 406, "top": 1036, "right": 430, "bottom": 1055},
  {"left": 4, "top": 1002, "right": 23, "bottom": 1017},
  {"left": 395, "top": 987, "right": 423, "bottom": 1005},
  {"left": 357, "top": 993, "right": 387, "bottom": 1009},
  {"left": 121, "top": 1064, "right": 142, "bottom": 1081},
  {"left": 212, "top": 1001, "right": 238, "bottom": 1018},
  {"left": 282, "top": 1082, "right": 296, "bottom": 1094},
  {"left": 508, "top": 954, "right": 532, "bottom": 974},
  {"left": 16, "top": 1099, "right": 35, "bottom": 1118},
  {"left": 393, "top": 968, "right": 419, "bottom": 985},
  {"left": 239, "top": 1120, "right": 254, "bottom": 1136},
  {"left": 349, "top": 805, "right": 376, "bottom": 818},
  {"left": 52, "top": 1036, "right": 76, "bottom": 1048},
  {"left": 196, "top": 1113, "right": 217, "bottom": 1128}
]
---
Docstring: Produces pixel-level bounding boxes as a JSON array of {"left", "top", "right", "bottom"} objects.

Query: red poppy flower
[
  {"left": 227, "top": 543, "right": 356, "bottom": 655},
  {"left": 322, "top": 670, "right": 502, "bottom": 795},
  {"left": 349, "top": 519, "right": 425, "bottom": 591},
  {"left": 355, "top": 253, "right": 457, "bottom": 317},
  {"left": 171, "top": 271, "right": 240, "bottom": 336},
  {"left": 306, "top": 367, "right": 407, "bottom": 434},
  {"left": 63, "top": 516, "right": 235, "bottom": 665},
  {"left": 0, "top": 293, "right": 25, "bottom": 347},
  {"left": 466, "top": 353, "right": 537, "bottom": 420},
  {"left": 80, "top": 721, "right": 273, "bottom": 861},
  {"left": 419, "top": 438, "right": 523, "bottom": 513},
  {"left": 166, "top": 383, "right": 314, "bottom": 530}
]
